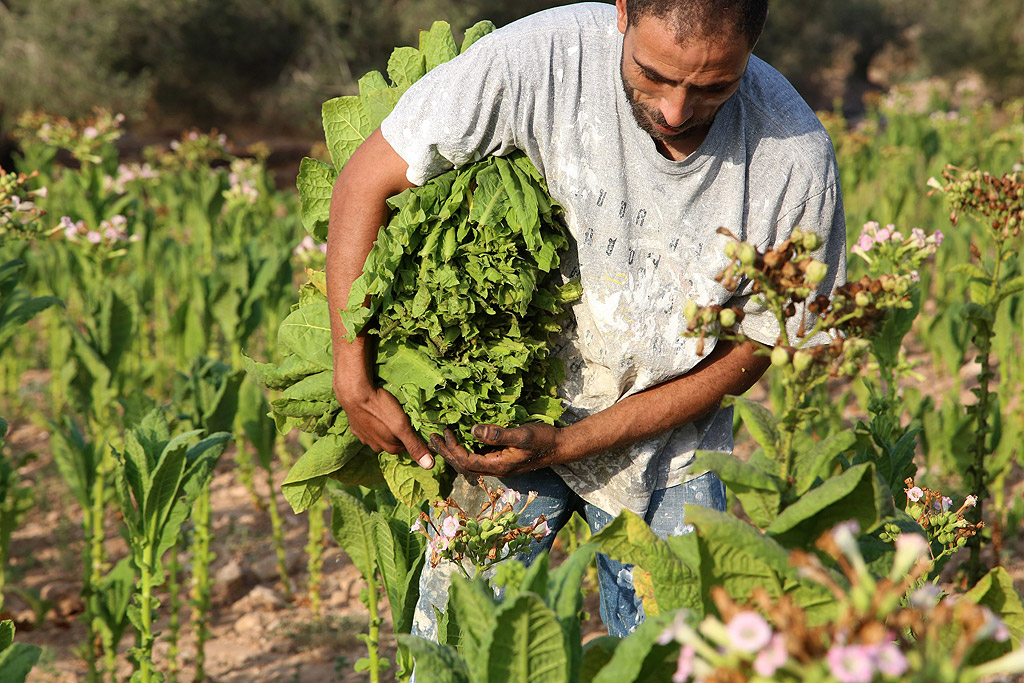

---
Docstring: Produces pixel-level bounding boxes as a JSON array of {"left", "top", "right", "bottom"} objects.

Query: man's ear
[{"left": 616, "top": 0, "right": 628, "bottom": 34}]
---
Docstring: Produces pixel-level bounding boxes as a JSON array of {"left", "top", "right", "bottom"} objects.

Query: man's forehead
[{"left": 626, "top": 14, "right": 751, "bottom": 81}]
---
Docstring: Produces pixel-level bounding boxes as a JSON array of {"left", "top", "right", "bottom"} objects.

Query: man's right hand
[{"left": 335, "top": 380, "right": 434, "bottom": 469}]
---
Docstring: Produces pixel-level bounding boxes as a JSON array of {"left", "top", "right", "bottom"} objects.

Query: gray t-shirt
[{"left": 381, "top": 3, "right": 846, "bottom": 517}]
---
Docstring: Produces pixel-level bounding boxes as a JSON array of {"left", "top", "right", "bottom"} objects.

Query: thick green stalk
[
  {"left": 191, "top": 483, "right": 213, "bottom": 683},
  {"left": 166, "top": 542, "right": 181, "bottom": 683},
  {"left": 138, "top": 541, "right": 156, "bottom": 683},
  {"left": 305, "top": 495, "right": 326, "bottom": 617},
  {"left": 364, "top": 571, "right": 382, "bottom": 683},
  {"left": 265, "top": 466, "right": 292, "bottom": 599}
]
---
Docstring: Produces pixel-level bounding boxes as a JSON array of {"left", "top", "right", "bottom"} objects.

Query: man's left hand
[{"left": 428, "top": 423, "right": 565, "bottom": 476}]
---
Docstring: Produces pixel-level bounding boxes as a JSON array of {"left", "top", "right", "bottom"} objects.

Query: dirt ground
[{"left": 4, "top": 361, "right": 1024, "bottom": 682}]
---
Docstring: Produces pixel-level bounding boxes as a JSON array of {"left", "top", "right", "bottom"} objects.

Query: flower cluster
[
  {"left": 0, "top": 168, "right": 48, "bottom": 240},
  {"left": 222, "top": 159, "right": 262, "bottom": 206},
  {"left": 14, "top": 109, "right": 125, "bottom": 165},
  {"left": 935, "top": 165, "right": 1024, "bottom": 239},
  {"left": 657, "top": 521, "right": 1019, "bottom": 683},
  {"left": 293, "top": 235, "right": 328, "bottom": 262},
  {"left": 879, "top": 478, "right": 983, "bottom": 560},
  {"left": 410, "top": 479, "right": 551, "bottom": 579},
  {"left": 103, "top": 162, "right": 160, "bottom": 195},
  {"left": 851, "top": 221, "right": 943, "bottom": 279},
  {"left": 684, "top": 228, "right": 914, "bottom": 378},
  {"left": 145, "top": 129, "right": 231, "bottom": 172},
  {"left": 59, "top": 214, "right": 140, "bottom": 253}
]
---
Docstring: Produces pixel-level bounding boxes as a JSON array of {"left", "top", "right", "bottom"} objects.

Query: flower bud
[
  {"left": 770, "top": 346, "right": 790, "bottom": 368},
  {"left": 719, "top": 308, "right": 737, "bottom": 327},
  {"left": 792, "top": 349, "right": 813, "bottom": 372},
  {"left": 855, "top": 291, "right": 872, "bottom": 307},
  {"left": 683, "top": 299, "right": 699, "bottom": 321},
  {"left": 804, "top": 260, "right": 828, "bottom": 285},
  {"left": 724, "top": 241, "right": 738, "bottom": 259},
  {"left": 802, "top": 232, "right": 822, "bottom": 251},
  {"left": 738, "top": 243, "right": 756, "bottom": 266}
]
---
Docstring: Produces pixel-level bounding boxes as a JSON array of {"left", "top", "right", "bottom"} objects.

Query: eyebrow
[{"left": 633, "top": 56, "right": 742, "bottom": 92}]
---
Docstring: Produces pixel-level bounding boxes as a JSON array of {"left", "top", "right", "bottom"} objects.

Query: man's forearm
[
  {"left": 556, "top": 340, "right": 770, "bottom": 462},
  {"left": 326, "top": 128, "right": 415, "bottom": 391}
]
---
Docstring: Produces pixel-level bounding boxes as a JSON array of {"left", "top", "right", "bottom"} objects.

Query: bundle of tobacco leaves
[{"left": 246, "top": 21, "right": 581, "bottom": 512}]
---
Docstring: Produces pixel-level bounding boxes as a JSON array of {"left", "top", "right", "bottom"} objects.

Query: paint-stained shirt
[{"left": 380, "top": 2, "right": 846, "bottom": 517}]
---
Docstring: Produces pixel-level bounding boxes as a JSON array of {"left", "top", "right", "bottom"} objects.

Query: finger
[
  {"left": 380, "top": 404, "right": 433, "bottom": 469},
  {"left": 471, "top": 423, "right": 527, "bottom": 448}
]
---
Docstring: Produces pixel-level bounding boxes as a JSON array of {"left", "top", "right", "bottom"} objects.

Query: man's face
[{"left": 616, "top": 0, "right": 751, "bottom": 153}]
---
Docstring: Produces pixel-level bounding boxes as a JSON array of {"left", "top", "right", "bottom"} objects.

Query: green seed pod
[
  {"left": 855, "top": 291, "right": 872, "bottom": 307},
  {"left": 480, "top": 519, "right": 493, "bottom": 532},
  {"left": 770, "top": 346, "right": 790, "bottom": 368},
  {"left": 719, "top": 308, "right": 737, "bottom": 328},
  {"left": 683, "top": 299, "right": 699, "bottom": 321},
  {"left": 802, "top": 232, "right": 822, "bottom": 251},
  {"left": 792, "top": 349, "right": 813, "bottom": 372},
  {"left": 724, "top": 241, "right": 738, "bottom": 258},
  {"left": 804, "top": 260, "right": 828, "bottom": 285},
  {"left": 738, "top": 243, "right": 756, "bottom": 266}
]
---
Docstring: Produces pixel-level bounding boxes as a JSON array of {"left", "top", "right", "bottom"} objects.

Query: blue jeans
[{"left": 410, "top": 468, "right": 726, "bottom": 639}]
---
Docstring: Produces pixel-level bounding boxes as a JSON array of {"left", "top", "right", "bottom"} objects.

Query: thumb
[{"left": 394, "top": 422, "right": 433, "bottom": 469}]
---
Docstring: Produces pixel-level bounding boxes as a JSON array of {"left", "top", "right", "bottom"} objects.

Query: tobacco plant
[
  {"left": 113, "top": 407, "right": 230, "bottom": 683},
  {"left": 932, "top": 166, "right": 1024, "bottom": 583},
  {"left": 0, "top": 619, "right": 41, "bottom": 683},
  {"left": 0, "top": 418, "right": 34, "bottom": 615}
]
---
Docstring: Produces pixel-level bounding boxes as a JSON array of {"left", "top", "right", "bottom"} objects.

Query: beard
[{"left": 620, "top": 67, "right": 715, "bottom": 143}]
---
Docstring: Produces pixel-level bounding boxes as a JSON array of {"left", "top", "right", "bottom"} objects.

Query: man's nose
[{"left": 660, "top": 88, "right": 694, "bottom": 128}]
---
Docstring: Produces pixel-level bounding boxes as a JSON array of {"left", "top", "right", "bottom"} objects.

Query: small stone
[
  {"left": 234, "top": 611, "right": 265, "bottom": 636},
  {"left": 211, "top": 561, "right": 258, "bottom": 605},
  {"left": 244, "top": 585, "right": 289, "bottom": 611}
]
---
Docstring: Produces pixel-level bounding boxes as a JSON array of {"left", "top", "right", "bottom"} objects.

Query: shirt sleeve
[
  {"left": 380, "top": 32, "right": 528, "bottom": 187},
  {"left": 732, "top": 159, "right": 847, "bottom": 348}
]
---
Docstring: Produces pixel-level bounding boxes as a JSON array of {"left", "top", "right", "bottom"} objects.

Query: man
[{"left": 326, "top": 0, "right": 846, "bottom": 637}]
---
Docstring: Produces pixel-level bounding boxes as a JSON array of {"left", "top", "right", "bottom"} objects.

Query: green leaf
[
  {"left": 283, "top": 475, "right": 327, "bottom": 514},
  {"left": 487, "top": 592, "right": 569, "bottom": 683},
  {"left": 394, "top": 635, "right": 469, "bottom": 683},
  {"left": 793, "top": 430, "right": 858, "bottom": 496},
  {"left": 589, "top": 511, "right": 703, "bottom": 617},
  {"left": 449, "top": 577, "right": 497, "bottom": 682},
  {"left": 387, "top": 46, "right": 426, "bottom": 91},
  {"left": 239, "top": 378, "right": 276, "bottom": 470},
  {"left": 297, "top": 157, "right": 337, "bottom": 243},
  {"left": 328, "top": 488, "right": 378, "bottom": 578},
  {"left": 419, "top": 21, "right": 458, "bottom": 72},
  {"left": 581, "top": 636, "right": 620, "bottom": 681},
  {"left": 961, "top": 567, "right": 1024, "bottom": 665},
  {"left": 285, "top": 432, "right": 368, "bottom": 486},
  {"left": 278, "top": 302, "right": 333, "bottom": 370},
  {"left": 243, "top": 353, "right": 322, "bottom": 391},
  {"left": 691, "top": 450, "right": 782, "bottom": 528},
  {"left": 461, "top": 20, "right": 496, "bottom": 53},
  {"left": 0, "top": 620, "right": 12, "bottom": 651},
  {"left": 766, "top": 463, "right": 893, "bottom": 547},
  {"left": 322, "top": 96, "right": 370, "bottom": 170},
  {"left": 589, "top": 611, "right": 677, "bottom": 683},
  {"left": 547, "top": 544, "right": 596, "bottom": 681},
  {"left": 0, "top": 641, "right": 42, "bottom": 683},
  {"left": 379, "top": 450, "right": 444, "bottom": 508},
  {"left": 731, "top": 397, "right": 781, "bottom": 461}
]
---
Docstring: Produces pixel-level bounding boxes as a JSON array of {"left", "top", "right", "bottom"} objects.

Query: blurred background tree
[{"left": 0, "top": 0, "right": 1021, "bottom": 140}]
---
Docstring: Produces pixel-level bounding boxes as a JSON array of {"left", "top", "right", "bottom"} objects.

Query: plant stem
[
  {"left": 266, "top": 464, "right": 292, "bottom": 599},
  {"left": 365, "top": 571, "right": 382, "bottom": 683},
  {"left": 139, "top": 541, "right": 156, "bottom": 683},
  {"left": 191, "top": 483, "right": 213, "bottom": 683},
  {"left": 305, "top": 495, "right": 327, "bottom": 618},
  {"left": 166, "top": 540, "right": 181, "bottom": 683}
]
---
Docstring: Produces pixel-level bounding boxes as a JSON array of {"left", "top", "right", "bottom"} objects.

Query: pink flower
[
  {"left": 906, "top": 486, "right": 923, "bottom": 502},
  {"left": 533, "top": 519, "right": 551, "bottom": 537},
  {"left": 856, "top": 234, "right": 874, "bottom": 252},
  {"left": 60, "top": 216, "right": 78, "bottom": 238},
  {"left": 499, "top": 489, "right": 522, "bottom": 507},
  {"left": 725, "top": 611, "right": 772, "bottom": 653},
  {"left": 83, "top": 126, "right": 99, "bottom": 139},
  {"left": 441, "top": 516, "right": 460, "bottom": 538},
  {"left": 86, "top": 230, "right": 102, "bottom": 244},
  {"left": 891, "top": 231, "right": 904, "bottom": 241},
  {"left": 863, "top": 221, "right": 880, "bottom": 233},
  {"left": 911, "top": 228, "right": 928, "bottom": 247},
  {"left": 875, "top": 227, "right": 891, "bottom": 243},
  {"left": 934, "top": 230, "right": 944, "bottom": 246},
  {"left": 431, "top": 534, "right": 450, "bottom": 552},
  {"left": 874, "top": 642, "right": 909, "bottom": 677},
  {"left": 753, "top": 633, "right": 787, "bottom": 677},
  {"left": 410, "top": 520, "right": 423, "bottom": 533},
  {"left": 672, "top": 644, "right": 696, "bottom": 682},
  {"left": 827, "top": 644, "right": 876, "bottom": 683}
]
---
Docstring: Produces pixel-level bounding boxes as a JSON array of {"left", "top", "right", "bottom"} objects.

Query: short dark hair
[{"left": 624, "top": 0, "right": 768, "bottom": 50}]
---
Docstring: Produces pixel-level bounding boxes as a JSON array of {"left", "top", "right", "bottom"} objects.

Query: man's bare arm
[
  {"left": 327, "top": 128, "right": 434, "bottom": 467},
  {"left": 430, "top": 339, "right": 770, "bottom": 476}
]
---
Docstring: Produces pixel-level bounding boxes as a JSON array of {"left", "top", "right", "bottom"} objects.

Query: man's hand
[
  {"left": 336, "top": 380, "right": 434, "bottom": 469},
  {"left": 428, "top": 423, "right": 564, "bottom": 477}
]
